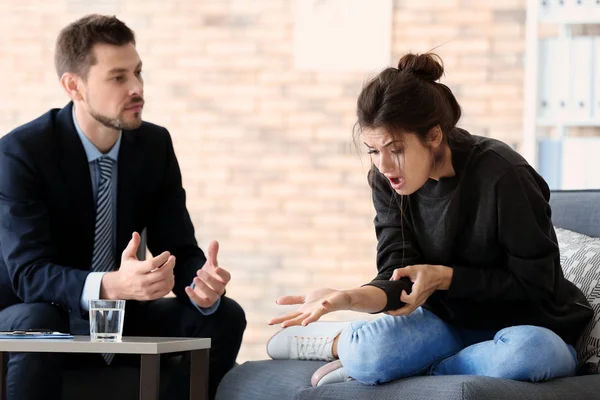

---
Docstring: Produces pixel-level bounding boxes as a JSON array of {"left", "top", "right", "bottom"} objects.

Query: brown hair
[
  {"left": 354, "top": 53, "right": 462, "bottom": 148},
  {"left": 54, "top": 14, "right": 136, "bottom": 79}
]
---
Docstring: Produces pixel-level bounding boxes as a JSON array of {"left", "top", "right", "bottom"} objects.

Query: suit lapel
[
  {"left": 116, "top": 129, "right": 145, "bottom": 257},
  {"left": 55, "top": 103, "right": 95, "bottom": 262}
]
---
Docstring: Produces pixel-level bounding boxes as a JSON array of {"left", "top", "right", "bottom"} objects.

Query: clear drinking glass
[{"left": 88, "top": 299, "right": 126, "bottom": 342}]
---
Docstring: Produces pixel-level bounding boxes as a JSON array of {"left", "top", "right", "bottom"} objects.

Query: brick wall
[{"left": 0, "top": 0, "right": 527, "bottom": 362}]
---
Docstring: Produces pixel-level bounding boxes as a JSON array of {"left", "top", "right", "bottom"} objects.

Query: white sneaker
[
  {"left": 266, "top": 321, "right": 350, "bottom": 361},
  {"left": 311, "top": 360, "right": 354, "bottom": 386}
]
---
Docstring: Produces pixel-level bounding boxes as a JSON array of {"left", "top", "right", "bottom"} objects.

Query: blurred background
[{"left": 0, "top": 0, "right": 599, "bottom": 362}]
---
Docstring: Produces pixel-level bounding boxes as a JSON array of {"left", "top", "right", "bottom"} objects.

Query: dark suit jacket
[{"left": 0, "top": 102, "right": 207, "bottom": 316}]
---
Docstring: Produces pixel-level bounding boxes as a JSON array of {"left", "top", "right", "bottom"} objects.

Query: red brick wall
[{"left": 0, "top": 0, "right": 527, "bottom": 361}]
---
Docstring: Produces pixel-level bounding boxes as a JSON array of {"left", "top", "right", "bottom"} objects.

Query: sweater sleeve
[
  {"left": 362, "top": 169, "right": 419, "bottom": 311},
  {"left": 447, "top": 165, "right": 558, "bottom": 302}
]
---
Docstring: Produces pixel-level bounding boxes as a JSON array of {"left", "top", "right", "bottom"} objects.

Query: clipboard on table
[{"left": 0, "top": 330, "right": 74, "bottom": 339}]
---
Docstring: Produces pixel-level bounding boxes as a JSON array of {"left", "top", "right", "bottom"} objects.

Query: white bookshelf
[{"left": 522, "top": 0, "right": 600, "bottom": 189}]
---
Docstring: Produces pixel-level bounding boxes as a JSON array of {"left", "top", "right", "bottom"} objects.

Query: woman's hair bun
[{"left": 397, "top": 52, "right": 444, "bottom": 82}]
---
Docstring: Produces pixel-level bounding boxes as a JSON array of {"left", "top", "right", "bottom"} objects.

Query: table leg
[
  {"left": 0, "top": 352, "right": 5, "bottom": 400},
  {"left": 139, "top": 354, "right": 160, "bottom": 400},
  {"left": 189, "top": 349, "right": 209, "bottom": 400}
]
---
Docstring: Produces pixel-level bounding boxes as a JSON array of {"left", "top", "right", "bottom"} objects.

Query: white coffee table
[{"left": 0, "top": 336, "right": 211, "bottom": 400}]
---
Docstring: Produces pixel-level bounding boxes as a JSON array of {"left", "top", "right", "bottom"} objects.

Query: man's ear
[
  {"left": 428, "top": 125, "right": 443, "bottom": 149},
  {"left": 59, "top": 72, "right": 84, "bottom": 102}
]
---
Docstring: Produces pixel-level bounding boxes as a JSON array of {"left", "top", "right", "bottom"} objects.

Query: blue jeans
[{"left": 337, "top": 307, "right": 577, "bottom": 385}]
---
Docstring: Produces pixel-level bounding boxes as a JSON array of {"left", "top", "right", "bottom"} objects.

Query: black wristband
[{"left": 362, "top": 277, "right": 413, "bottom": 313}]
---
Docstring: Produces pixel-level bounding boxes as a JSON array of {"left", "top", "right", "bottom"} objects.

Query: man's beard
[{"left": 88, "top": 102, "right": 143, "bottom": 131}]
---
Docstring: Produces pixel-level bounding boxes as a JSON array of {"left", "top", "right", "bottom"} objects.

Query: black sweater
[{"left": 365, "top": 130, "right": 593, "bottom": 345}]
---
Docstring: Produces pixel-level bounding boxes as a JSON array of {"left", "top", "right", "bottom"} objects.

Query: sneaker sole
[{"left": 311, "top": 360, "right": 344, "bottom": 387}]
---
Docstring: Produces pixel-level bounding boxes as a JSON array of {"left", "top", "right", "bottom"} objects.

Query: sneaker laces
[{"left": 294, "top": 335, "right": 333, "bottom": 361}]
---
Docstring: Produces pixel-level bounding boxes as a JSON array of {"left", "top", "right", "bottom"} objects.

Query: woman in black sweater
[{"left": 267, "top": 53, "right": 593, "bottom": 386}]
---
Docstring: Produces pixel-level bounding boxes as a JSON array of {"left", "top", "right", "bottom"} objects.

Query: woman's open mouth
[{"left": 388, "top": 176, "right": 405, "bottom": 190}]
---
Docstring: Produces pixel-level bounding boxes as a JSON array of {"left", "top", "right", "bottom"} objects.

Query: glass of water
[{"left": 88, "top": 299, "right": 126, "bottom": 342}]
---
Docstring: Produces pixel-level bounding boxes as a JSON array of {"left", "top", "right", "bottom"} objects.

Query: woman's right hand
[{"left": 268, "top": 288, "right": 351, "bottom": 328}]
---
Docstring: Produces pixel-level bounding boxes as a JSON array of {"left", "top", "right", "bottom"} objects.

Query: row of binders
[
  {"left": 539, "top": 0, "right": 600, "bottom": 21},
  {"left": 538, "top": 137, "right": 600, "bottom": 189},
  {"left": 538, "top": 36, "right": 600, "bottom": 123}
]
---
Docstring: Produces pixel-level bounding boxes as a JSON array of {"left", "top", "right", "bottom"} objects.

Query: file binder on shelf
[
  {"left": 561, "top": 138, "right": 600, "bottom": 190},
  {"left": 594, "top": 36, "right": 600, "bottom": 120},
  {"left": 569, "top": 37, "right": 593, "bottom": 121},
  {"left": 537, "top": 139, "right": 562, "bottom": 189}
]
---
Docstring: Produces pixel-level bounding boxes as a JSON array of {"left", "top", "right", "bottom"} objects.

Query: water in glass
[{"left": 89, "top": 300, "right": 125, "bottom": 342}]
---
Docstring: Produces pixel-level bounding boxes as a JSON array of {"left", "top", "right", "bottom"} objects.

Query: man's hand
[
  {"left": 100, "top": 232, "right": 176, "bottom": 300},
  {"left": 385, "top": 264, "right": 453, "bottom": 317},
  {"left": 185, "top": 240, "right": 231, "bottom": 308}
]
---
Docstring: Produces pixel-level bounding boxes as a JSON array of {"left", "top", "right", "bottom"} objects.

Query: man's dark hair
[{"left": 54, "top": 14, "right": 136, "bottom": 79}]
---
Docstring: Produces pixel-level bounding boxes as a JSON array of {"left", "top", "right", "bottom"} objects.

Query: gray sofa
[{"left": 215, "top": 190, "right": 600, "bottom": 400}]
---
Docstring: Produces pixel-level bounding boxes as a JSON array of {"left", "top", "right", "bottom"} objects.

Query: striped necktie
[
  {"left": 92, "top": 156, "right": 115, "bottom": 364},
  {"left": 91, "top": 156, "right": 115, "bottom": 273}
]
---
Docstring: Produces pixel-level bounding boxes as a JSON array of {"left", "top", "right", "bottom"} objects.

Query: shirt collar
[{"left": 72, "top": 105, "right": 122, "bottom": 163}]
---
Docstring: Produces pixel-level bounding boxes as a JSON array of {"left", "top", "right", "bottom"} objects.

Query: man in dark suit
[{"left": 0, "top": 14, "right": 246, "bottom": 400}]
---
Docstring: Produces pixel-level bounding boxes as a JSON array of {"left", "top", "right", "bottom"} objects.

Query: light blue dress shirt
[{"left": 73, "top": 108, "right": 219, "bottom": 315}]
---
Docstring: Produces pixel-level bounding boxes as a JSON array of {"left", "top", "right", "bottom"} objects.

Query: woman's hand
[
  {"left": 268, "top": 288, "right": 352, "bottom": 328},
  {"left": 386, "top": 264, "right": 453, "bottom": 317}
]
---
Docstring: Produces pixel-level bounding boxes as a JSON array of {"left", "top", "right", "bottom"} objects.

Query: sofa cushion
[
  {"left": 215, "top": 360, "right": 600, "bottom": 400},
  {"left": 556, "top": 227, "right": 600, "bottom": 373},
  {"left": 215, "top": 360, "right": 463, "bottom": 400}
]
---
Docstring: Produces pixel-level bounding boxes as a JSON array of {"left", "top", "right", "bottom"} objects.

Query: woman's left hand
[{"left": 386, "top": 264, "right": 453, "bottom": 317}]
